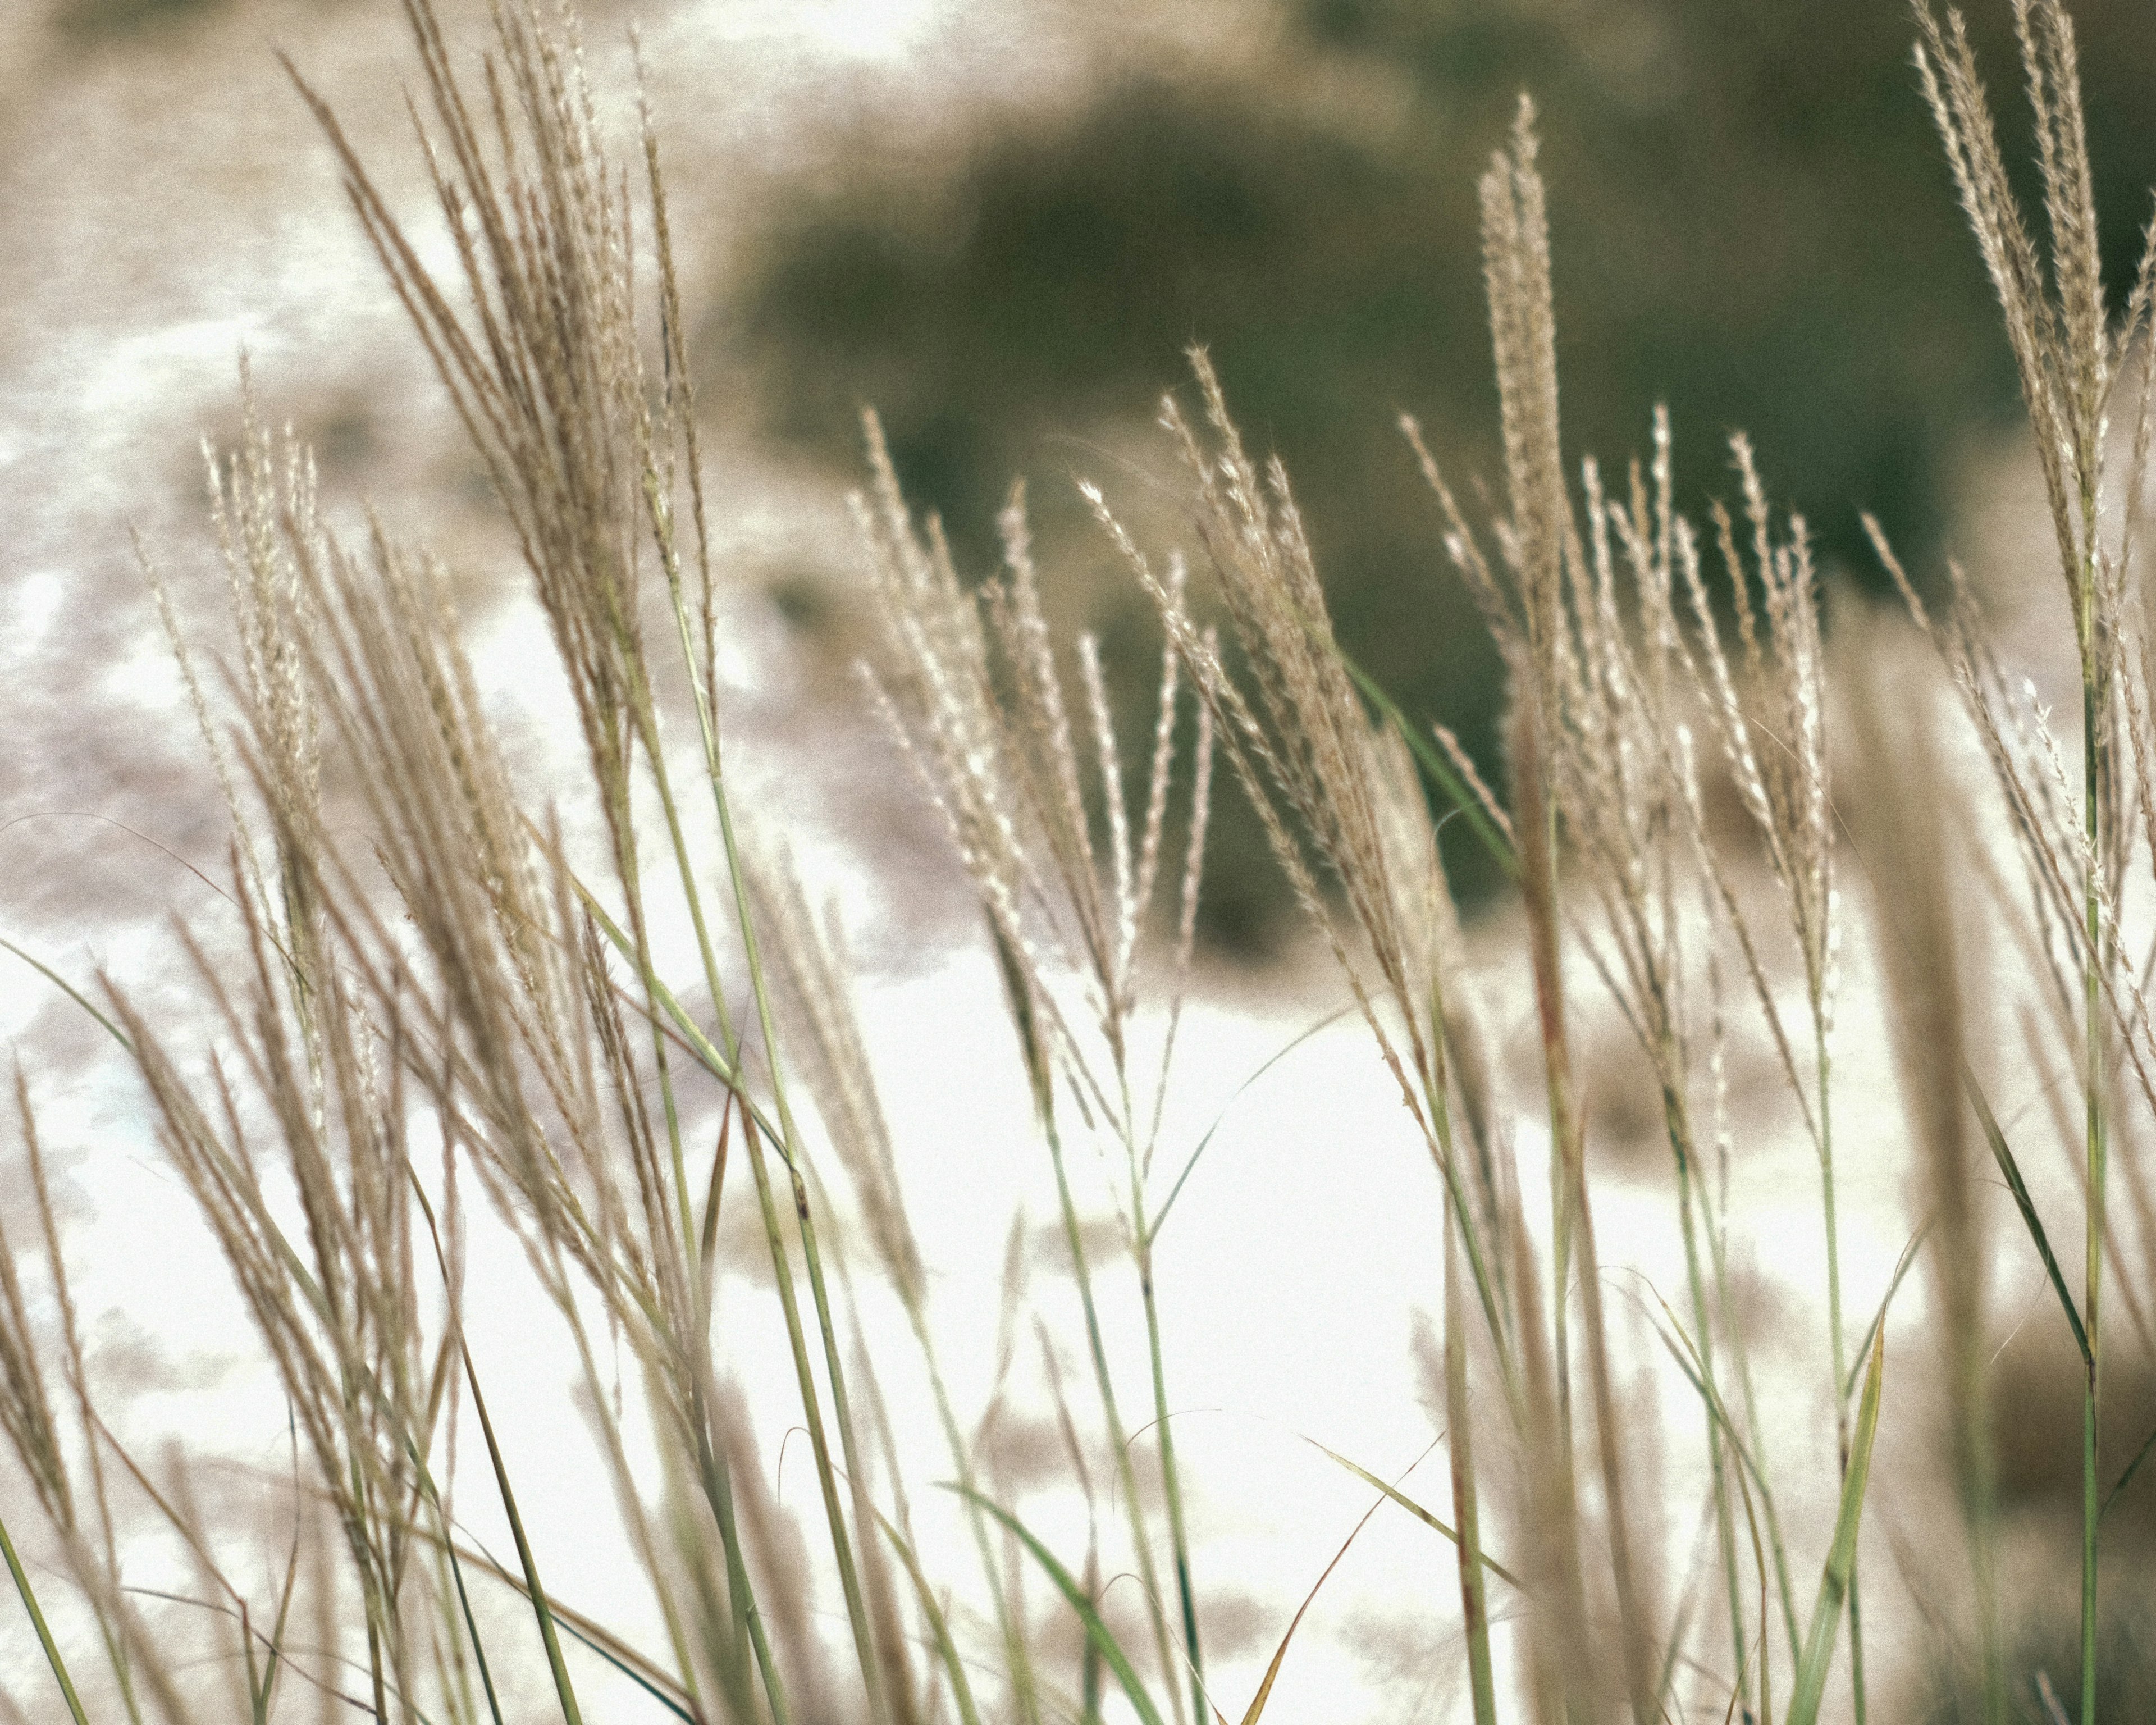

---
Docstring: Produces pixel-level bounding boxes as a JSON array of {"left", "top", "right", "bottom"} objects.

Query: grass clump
[{"left": 7, "top": 1, "right": 2156, "bottom": 1722}]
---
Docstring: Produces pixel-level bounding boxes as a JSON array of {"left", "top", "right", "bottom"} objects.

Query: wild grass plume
[{"left": 10, "top": 1, "right": 2156, "bottom": 1722}]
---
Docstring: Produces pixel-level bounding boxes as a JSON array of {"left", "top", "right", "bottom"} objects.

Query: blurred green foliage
[
  {"left": 53, "top": 0, "right": 226, "bottom": 41},
  {"left": 732, "top": 0, "right": 2156, "bottom": 948}
]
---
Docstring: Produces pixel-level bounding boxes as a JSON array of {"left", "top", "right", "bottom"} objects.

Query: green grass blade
[
  {"left": 1787, "top": 1329, "right": 1886, "bottom": 1725},
  {"left": 428, "top": 1525, "right": 710, "bottom": 1719},
  {"left": 1625, "top": 1281, "right": 1771, "bottom": 1506},
  {"left": 1336, "top": 657, "right": 1518, "bottom": 881},
  {"left": 859, "top": 1496, "right": 984, "bottom": 1725},
  {"left": 254, "top": 1508, "right": 304, "bottom": 1724},
  {"left": 1303, "top": 1440, "right": 1524, "bottom": 1592},
  {"left": 2103, "top": 1420, "right": 2156, "bottom": 1518},
  {"left": 433, "top": 1539, "right": 697, "bottom": 1723},
  {"left": 951, "top": 1489, "right": 1168, "bottom": 1725},
  {"left": 1625, "top": 1271, "right": 1802, "bottom": 1708},
  {"left": 1963, "top": 1064, "right": 2089, "bottom": 1363},
  {"left": 0, "top": 1503, "right": 92, "bottom": 1725},
  {"left": 459, "top": 1345, "right": 585, "bottom": 1725},
  {"left": 1440, "top": 1211, "right": 1499, "bottom": 1725}
]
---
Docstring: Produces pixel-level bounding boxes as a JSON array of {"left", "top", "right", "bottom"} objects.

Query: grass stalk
[
  {"left": 630, "top": 398, "right": 890, "bottom": 1724},
  {"left": 663, "top": 574, "right": 897, "bottom": 1725},
  {"left": 0, "top": 1504, "right": 91, "bottom": 1725},
  {"left": 1515, "top": 705, "right": 1654, "bottom": 1725},
  {"left": 1443, "top": 1194, "right": 1499, "bottom": 1725},
  {"left": 1660, "top": 1077, "right": 1751, "bottom": 1714},
  {"left": 1040, "top": 1099, "right": 1185, "bottom": 1725},
  {"left": 1133, "top": 1218, "right": 1204, "bottom": 1725},
  {"left": 738, "top": 1114, "right": 888, "bottom": 1725},
  {"left": 1415, "top": 966, "right": 1501, "bottom": 1725},
  {"left": 907, "top": 1303, "right": 1042, "bottom": 1725},
  {"left": 1812, "top": 1026, "right": 1866, "bottom": 1725},
  {"left": 2080, "top": 571, "right": 2105, "bottom": 1725}
]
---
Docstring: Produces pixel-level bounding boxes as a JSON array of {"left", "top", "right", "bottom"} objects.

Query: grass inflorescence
[{"left": 6, "top": 0, "right": 2156, "bottom": 1721}]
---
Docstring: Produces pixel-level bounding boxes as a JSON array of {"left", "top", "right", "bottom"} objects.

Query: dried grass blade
[
  {"left": 0, "top": 938, "right": 135, "bottom": 1056},
  {"left": 1234, "top": 1489, "right": 1388, "bottom": 1725}
]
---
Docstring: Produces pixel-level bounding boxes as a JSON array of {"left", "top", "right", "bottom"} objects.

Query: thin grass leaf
[
  {"left": 1787, "top": 1329, "right": 1887, "bottom": 1725},
  {"left": 556, "top": 854, "right": 791, "bottom": 1141},
  {"left": 1148, "top": 1006, "right": 1354, "bottom": 1243},
  {"left": 1721, "top": 1437, "right": 1778, "bottom": 1725},
  {"left": 1624, "top": 1277, "right": 1772, "bottom": 1512},
  {"left": 432, "top": 1540, "right": 698, "bottom": 1724},
  {"left": 1303, "top": 1440, "right": 1525, "bottom": 1592},
  {"left": 1965, "top": 1062, "right": 2089, "bottom": 1363},
  {"left": 856, "top": 1497, "right": 985, "bottom": 1725},
  {"left": 951, "top": 1489, "right": 1168, "bottom": 1725},
  {"left": 0, "top": 1505, "right": 91, "bottom": 1725},
  {"left": 1841, "top": 1219, "right": 1934, "bottom": 1406},
  {"left": 460, "top": 1348, "right": 585, "bottom": 1725},
  {"left": 253, "top": 1503, "right": 305, "bottom": 1725},
  {"left": 547, "top": 1614, "right": 683, "bottom": 1722},
  {"left": 1234, "top": 1487, "right": 1388, "bottom": 1725},
  {"left": 1336, "top": 657, "right": 1520, "bottom": 882},
  {"left": 1625, "top": 1270, "right": 1804, "bottom": 1667},
  {"left": 1, "top": 938, "right": 134, "bottom": 1056},
  {"left": 2103, "top": 1420, "right": 2156, "bottom": 1518}
]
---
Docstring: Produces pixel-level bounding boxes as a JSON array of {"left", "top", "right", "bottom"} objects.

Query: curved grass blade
[
  {"left": 1235, "top": 1486, "right": 1388, "bottom": 1725},
  {"left": 1303, "top": 1440, "right": 1524, "bottom": 1592},
  {"left": 1148, "top": 1006, "right": 1354, "bottom": 1244},
  {"left": 1787, "top": 1329, "right": 1886, "bottom": 1725},
  {"left": 555, "top": 857, "right": 797, "bottom": 1148},
  {"left": 1841, "top": 1219, "right": 1933, "bottom": 1407},
  {"left": 2103, "top": 1420, "right": 2156, "bottom": 1518},
  {"left": 125, "top": 1582, "right": 397, "bottom": 1721},
  {"left": 951, "top": 1488, "right": 1167, "bottom": 1725},
  {"left": 1622, "top": 1273, "right": 1802, "bottom": 1671},
  {"left": 2, "top": 937, "right": 134, "bottom": 1056}
]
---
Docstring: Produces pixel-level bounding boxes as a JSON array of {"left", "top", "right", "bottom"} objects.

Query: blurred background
[{"left": 13, "top": 0, "right": 2156, "bottom": 968}]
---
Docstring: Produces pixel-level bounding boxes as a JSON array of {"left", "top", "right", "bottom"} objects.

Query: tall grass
[{"left": 5, "top": 0, "right": 2156, "bottom": 1721}]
